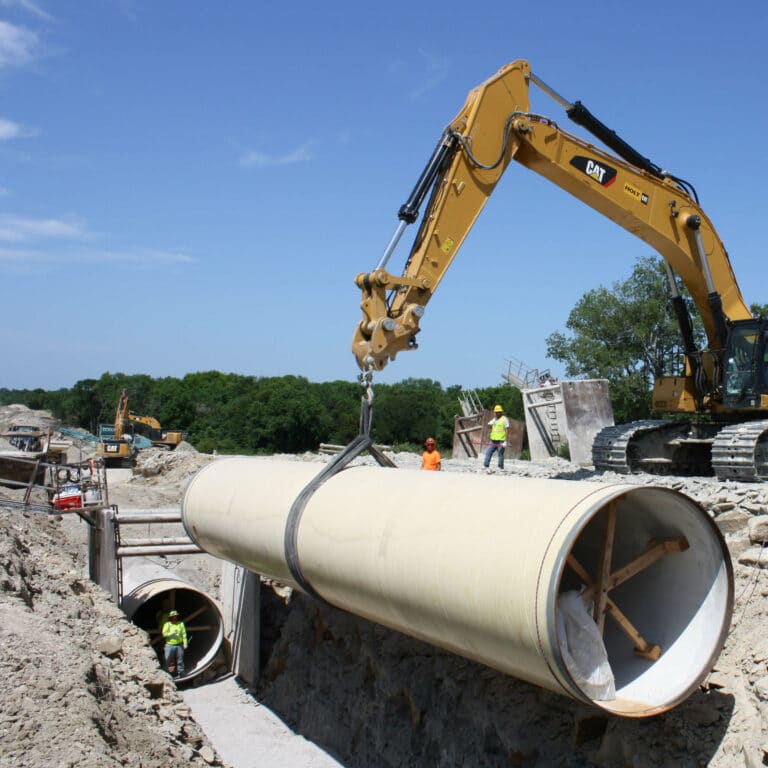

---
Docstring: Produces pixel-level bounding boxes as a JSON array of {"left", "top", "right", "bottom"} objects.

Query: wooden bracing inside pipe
[{"left": 567, "top": 501, "right": 689, "bottom": 661}]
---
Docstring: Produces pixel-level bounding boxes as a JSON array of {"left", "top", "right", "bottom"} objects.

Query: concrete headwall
[{"left": 524, "top": 379, "right": 614, "bottom": 466}]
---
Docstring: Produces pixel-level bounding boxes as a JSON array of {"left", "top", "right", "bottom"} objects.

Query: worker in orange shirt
[{"left": 421, "top": 437, "right": 442, "bottom": 471}]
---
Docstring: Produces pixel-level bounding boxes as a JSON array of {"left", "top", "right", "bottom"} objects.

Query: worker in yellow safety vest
[
  {"left": 483, "top": 404, "right": 509, "bottom": 474},
  {"left": 162, "top": 610, "right": 188, "bottom": 678}
]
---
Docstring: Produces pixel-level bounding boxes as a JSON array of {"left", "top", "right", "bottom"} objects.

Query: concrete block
[
  {"left": 220, "top": 562, "right": 260, "bottom": 686},
  {"left": 523, "top": 380, "right": 614, "bottom": 466}
]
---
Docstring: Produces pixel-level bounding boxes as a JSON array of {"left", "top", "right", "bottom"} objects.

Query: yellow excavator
[
  {"left": 352, "top": 59, "right": 768, "bottom": 481},
  {"left": 125, "top": 411, "right": 185, "bottom": 451},
  {"left": 97, "top": 390, "right": 184, "bottom": 466},
  {"left": 97, "top": 389, "right": 135, "bottom": 467}
]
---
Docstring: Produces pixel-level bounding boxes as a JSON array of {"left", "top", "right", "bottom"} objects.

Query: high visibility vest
[
  {"left": 489, "top": 417, "right": 508, "bottom": 441},
  {"left": 162, "top": 620, "right": 188, "bottom": 646}
]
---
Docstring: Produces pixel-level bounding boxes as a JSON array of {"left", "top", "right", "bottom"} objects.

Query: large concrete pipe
[
  {"left": 121, "top": 560, "right": 224, "bottom": 683},
  {"left": 181, "top": 457, "right": 733, "bottom": 717}
]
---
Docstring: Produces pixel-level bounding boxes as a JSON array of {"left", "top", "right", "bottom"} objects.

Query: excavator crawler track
[
  {"left": 592, "top": 420, "right": 713, "bottom": 477},
  {"left": 711, "top": 420, "right": 768, "bottom": 482}
]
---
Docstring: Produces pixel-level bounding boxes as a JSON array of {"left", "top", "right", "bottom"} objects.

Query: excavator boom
[
  {"left": 352, "top": 59, "right": 768, "bottom": 481},
  {"left": 353, "top": 59, "right": 751, "bottom": 375}
]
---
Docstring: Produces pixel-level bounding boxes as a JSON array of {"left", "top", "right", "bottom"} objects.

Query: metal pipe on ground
[
  {"left": 115, "top": 512, "right": 183, "bottom": 524},
  {"left": 117, "top": 544, "right": 203, "bottom": 557},
  {"left": 181, "top": 457, "right": 733, "bottom": 717},
  {"left": 120, "top": 561, "right": 224, "bottom": 683},
  {"left": 119, "top": 537, "right": 197, "bottom": 548}
]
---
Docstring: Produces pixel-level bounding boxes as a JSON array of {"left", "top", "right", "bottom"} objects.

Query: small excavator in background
[
  {"left": 124, "top": 410, "right": 185, "bottom": 451},
  {"left": 97, "top": 389, "right": 135, "bottom": 467},
  {"left": 352, "top": 59, "right": 768, "bottom": 481},
  {"left": 97, "top": 390, "right": 185, "bottom": 467}
]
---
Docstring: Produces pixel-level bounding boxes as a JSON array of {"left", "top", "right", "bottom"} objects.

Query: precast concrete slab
[{"left": 524, "top": 379, "right": 614, "bottom": 465}]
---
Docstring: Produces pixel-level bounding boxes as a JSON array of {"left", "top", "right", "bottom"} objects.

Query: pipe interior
[
  {"left": 556, "top": 486, "right": 732, "bottom": 716},
  {"left": 123, "top": 581, "right": 224, "bottom": 682}
]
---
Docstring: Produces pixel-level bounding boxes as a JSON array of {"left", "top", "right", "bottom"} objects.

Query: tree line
[
  {"left": 0, "top": 372, "right": 523, "bottom": 456},
  {"left": 5, "top": 256, "right": 764, "bottom": 456}
]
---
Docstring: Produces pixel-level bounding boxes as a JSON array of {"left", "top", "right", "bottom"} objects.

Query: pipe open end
[
  {"left": 553, "top": 486, "right": 733, "bottom": 717},
  {"left": 121, "top": 578, "right": 225, "bottom": 683}
]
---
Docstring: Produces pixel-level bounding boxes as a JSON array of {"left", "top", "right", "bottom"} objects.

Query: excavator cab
[{"left": 722, "top": 319, "right": 768, "bottom": 409}]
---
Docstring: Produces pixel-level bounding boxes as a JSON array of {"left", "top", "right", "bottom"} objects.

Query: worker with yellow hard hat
[
  {"left": 483, "top": 404, "right": 509, "bottom": 474},
  {"left": 162, "top": 609, "right": 188, "bottom": 678}
]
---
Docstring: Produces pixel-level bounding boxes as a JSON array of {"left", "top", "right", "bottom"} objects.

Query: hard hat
[
  {"left": 169, "top": 610, "right": 180, "bottom": 617},
  {"left": 493, "top": 404, "right": 503, "bottom": 412},
  {"left": 425, "top": 437, "right": 436, "bottom": 446}
]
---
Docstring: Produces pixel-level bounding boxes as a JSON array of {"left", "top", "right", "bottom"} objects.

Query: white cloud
[
  {"left": 0, "top": 20, "right": 38, "bottom": 67},
  {"left": 0, "top": 245, "right": 195, "bottom": 268},
  {"left": 88, "top": 248, "right": 195, "bottom": 265},
  {"left": 0, "top": 213, "right": 195, "bottom": 271},
  {"left": 239, "top": 142, "right": 313, "bottom": 168},
  {"left": 0, "top": 0, "right": 53, "bottom": 21},
  {"left": 0, "top": 213, "right": 88, "bottom": 242},
  {"left": 0, "top": 117, "right": 35, "bottom": 140}
]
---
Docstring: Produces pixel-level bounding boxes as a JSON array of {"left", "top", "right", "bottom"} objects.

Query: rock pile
[
  {"left": 0, "top": 508, "right": 228, "bottom": 767},
  {"left": 0, "top": 403, "right": 59, "bottom": 434}
]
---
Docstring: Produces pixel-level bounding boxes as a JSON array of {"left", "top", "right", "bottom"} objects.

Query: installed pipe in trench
[
  {"left": 181, "top": 457, "right": 733, "bottom": 717},
  {"left": 120, "top": 561, "right": 224, "bottom": 683}
]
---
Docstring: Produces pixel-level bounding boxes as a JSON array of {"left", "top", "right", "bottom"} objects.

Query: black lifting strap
[{"left": 283, "top": 396, "right": 396, "bottom": 603}]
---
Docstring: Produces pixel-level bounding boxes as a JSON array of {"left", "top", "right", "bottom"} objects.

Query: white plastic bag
[{"left": 557, "top": 590, "right": 616, "bottom": 701}]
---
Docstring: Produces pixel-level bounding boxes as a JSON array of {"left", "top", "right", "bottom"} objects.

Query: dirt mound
[
  {"left": 0, "top": 404, "right": 59, "bottom": 434},
  {"left": 0, "top": 508, "right": 227, "bottom": 768},
  {"left": 132, "top": 445, "right": 211, "bottom": 485}
]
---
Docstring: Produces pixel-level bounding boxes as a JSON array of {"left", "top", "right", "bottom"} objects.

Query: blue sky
[{"left": 2, "top": 0, "right": 766, "bottom": 392}]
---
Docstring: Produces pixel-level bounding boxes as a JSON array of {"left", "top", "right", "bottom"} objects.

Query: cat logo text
[{"left": 570, "top": 156, "right": 617, "bottom": 187}]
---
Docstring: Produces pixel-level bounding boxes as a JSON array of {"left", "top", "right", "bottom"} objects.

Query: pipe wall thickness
[{"left": 181, "top": 457, "right": 733, "bottom": 717}]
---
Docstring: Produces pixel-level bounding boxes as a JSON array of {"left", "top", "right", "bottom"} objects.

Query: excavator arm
[
  {"left": 114, "top": 389, "right": 129, "bottom": 440},
  {"left": 128, "top": 413, "right": 162, "bottom": 431},
  {"left": 352, "top": 59, "right": 752, "bottom": 389}
]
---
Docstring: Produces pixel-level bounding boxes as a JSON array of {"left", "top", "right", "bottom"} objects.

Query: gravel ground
[{"left": 2, "top": 403, "right": 768, "bottom": 767}]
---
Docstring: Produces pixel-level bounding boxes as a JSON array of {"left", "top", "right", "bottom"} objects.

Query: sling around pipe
[{"left": 181, "top": 457, "right": 733, "bottom": 717}]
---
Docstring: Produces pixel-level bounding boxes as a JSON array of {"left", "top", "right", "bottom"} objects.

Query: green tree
[
  {"left": 2, "top": 372, "right": 505, "bottom": 458},
  {"left": 59, "top": 379, "right": 102, "bottom": 432},
  {"left": 373, "top": 378, "right": 448, "bottom": 447},
  {"left": 475, "top": 386, "right": 523, "bottom": 422},
  {"left": 315, "top": 380, "right": 362, "bottom": 445},
  {"left": 545, "top": 255, "right": 699, "bottom": 423},
  {"left": 248, "top": 375, "right": 325, "bottom": 453}
]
